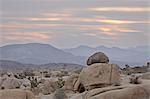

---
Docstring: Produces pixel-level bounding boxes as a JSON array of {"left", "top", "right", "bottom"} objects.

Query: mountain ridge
[
  {"left": 0, "top": 43, "right": 149, "bottom": 66},
  {"left": 0, "top": 43, "right": 85, "bottom": 64}
]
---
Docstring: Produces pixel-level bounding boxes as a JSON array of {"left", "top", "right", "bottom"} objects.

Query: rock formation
[
  {"left": 70, "top": 84, "right": 150, "bottom": 99},
  {"left": 64, "top": 74, "right": 79, "bottom": 92},
  {"left": 141, "top": 72, "right": 150, "bottom": 80},
  {"left": 64, "top": 52, "right": 120, "bottom": 92},
  {"left": 0, "top": 77, "right": 22, "bottom": 89},
  {"left": 0, "top": 89, "right": 35, "bottom": 99},
  {"left": 79, "top": 63, "right": 121, "bottom": 90},
  {"left": 87, "top": 52, "right": 109, "bottom": 65}
]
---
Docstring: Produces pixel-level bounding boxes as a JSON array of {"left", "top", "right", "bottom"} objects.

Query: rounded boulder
[{"left": 87, "top": 52, "right": 109, "bottom": 66}]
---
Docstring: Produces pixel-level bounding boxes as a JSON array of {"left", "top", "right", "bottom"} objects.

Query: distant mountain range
[
  {"left": 0, "top": 43, "right": 85, "bottom": 64},
  {"left": 0, "top": 43, "right": 150, "bottom": 67},
  {"left": 64, "top": 45, "right": 150, "bottom": 66}
]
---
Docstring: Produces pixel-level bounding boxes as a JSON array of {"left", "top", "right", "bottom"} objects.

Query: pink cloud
[
  {"left": 0, "top": 23, "right": 64, "bottom": 29},
  {"left": 90, "top": 7, "right": 150, "bottom": 12},
  {"left": 2, "top": 32, "right": 50, "bottom": 42}
]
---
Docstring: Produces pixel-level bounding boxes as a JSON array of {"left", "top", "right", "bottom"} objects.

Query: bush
[
  {"left": 130, "top": 75, "right": 141, "bottom": 84},
  {"left": 57, "top": 77, "right": 65, "bottom": 88},
  {"left": 44, "top": 73, "right": 51, "bottom": 78}
]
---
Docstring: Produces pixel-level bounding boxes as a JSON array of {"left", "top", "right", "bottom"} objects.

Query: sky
[{"left": 0, "top": 0, "right": 150, "bottom": 48}]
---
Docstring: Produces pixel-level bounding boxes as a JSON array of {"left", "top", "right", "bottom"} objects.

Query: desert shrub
[
  {"left": 23, "top": 71, "right": 35, "bottom": 77},
  {"left": 14, "top": 73, "right": 25, "bottom": 79},
  {"left": 44, "top": 73, "right": 51, "bottom": 78},
  {"left": 14, "top": 74, "right": 19, "bottom": 79},
  {"left": 57, "top": 77, "right": 65, "bottom": 88},
  {"left": 61, "top": 71, "right": 69, "bottom": 76},
  {"left": 30, "top": 77, "right": 38, "bottom": 88},
  {"left": 130, "top": 75, "right": 141, "bottom": 84},
  {"left": 1, "top": 86, "right": 5, "bottom": 90},
  {"left": 56, "top": 71, "right": 69, "bottom": 77}
]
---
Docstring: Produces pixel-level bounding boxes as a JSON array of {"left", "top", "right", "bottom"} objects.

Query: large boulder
[
  {"left": 87, "top": 52, "right": 109, "bottom": 66},
  {"left": 20, "top": 78, "right": 31, "bottom": 90},
  {"left": 64, "top": 74, "right": 79, "bottom": 92},
  {"left": 141, "top": 72, "right": 150, "bottom": 80},
  {"left": 37, "top": 80, "right": 58, "bottom": 95},
  {"left": 0, "top": 89, "right": 35, "bottom": 99},
  {"left": 0, "top": 77, "right": 22, "bottom": 89},
  {"left": 85, "top": 84, "right": 150, "bottom": 99},
  {"left": 79, "top": 63, "right": 121, "bottom": 90},
  {"left": 70, "top": 84, "right": 150, "bottom": 99}
]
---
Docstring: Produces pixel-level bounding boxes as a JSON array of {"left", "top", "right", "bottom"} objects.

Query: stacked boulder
[
  {"left": 79, "top": 63, "right": 121, "bottom": 90},
  {"left": 87, "top": 52, "right": 109, "bottom": 65},
  {"left": 79, "top": 52, "right": 121, "bottom": 90},
  {"left": 64, "top": 52, "right": 121, "bottom": 92},
  {"left": 65, "top": 52, "right": 150, "bottom": 99}
]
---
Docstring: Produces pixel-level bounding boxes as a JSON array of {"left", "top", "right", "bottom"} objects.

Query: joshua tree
[{"left": 30, "top": 77, "right": 38, "bottom": 88}]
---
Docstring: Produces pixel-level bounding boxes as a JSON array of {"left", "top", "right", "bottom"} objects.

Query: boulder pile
[
  {"left": 65, "top": 52, "right": 121, "bottom": 92},
  {"left": 64, "top": 52, "right": 150, "bottom": 99},
  {"left": 79, "top": 63, "right": 121, "bottom": 90}
]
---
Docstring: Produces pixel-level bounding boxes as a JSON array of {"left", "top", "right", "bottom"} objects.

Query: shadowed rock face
[{"left": 87, "top": 52, "right": 109, "bottom": 66}]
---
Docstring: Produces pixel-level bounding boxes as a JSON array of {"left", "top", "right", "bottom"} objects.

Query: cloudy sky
[{"left": 1, "top": 0, "right": 150, "bottom": 48}]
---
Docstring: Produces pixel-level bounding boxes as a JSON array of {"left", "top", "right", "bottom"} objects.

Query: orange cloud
[
  {"left": 90, "top": 7, "right": 150, "bottom": 12},
  {"left": 75, "top": 17, "right": 150, "bottom": 25},
  {"left": 97, "top": 19, "right": 134, "bottom": 24},
  {"left": 2, "top": 32, "right": 50, "bottom": 41},
  {"left": 27, "top": 17, "right": 63, "bottom": 21},
  {"left": 101, "top": 32, "right": 117, "bottom": 36},
  {"left": 98, "top": 26, "right": 140, "bottom": 33},
  {"left": 98, "top": 27, "right": 111, "bottom": 32},
  {"left": 116, "top": 28, "right": 140, "bottom": 32},
  {"left": 43, "top": 13, "right": 72, "bottom": 17},
  {"left": 0, "top": 23, "right": 64, "bottom": 29},
  {"left": 98, "top": 19, "right": 150, "bottom": 24},
  {"left": 84, "top": 33, "right": 97, "bottom": 37}
]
